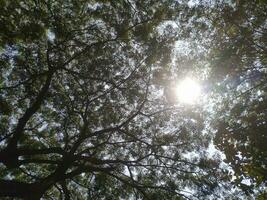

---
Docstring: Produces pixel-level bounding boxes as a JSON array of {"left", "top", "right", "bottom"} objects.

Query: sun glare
[{"left": 176, "top": 78, "right": 201, "bottom": 104}]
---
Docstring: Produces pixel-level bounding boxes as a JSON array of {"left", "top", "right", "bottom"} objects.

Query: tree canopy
[{"left": 0, "top": 0, "right": 266, "bottom": 199}]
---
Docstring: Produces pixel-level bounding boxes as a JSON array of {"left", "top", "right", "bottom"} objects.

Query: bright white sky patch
[
  {"left": 176, "top": 78, "right": 201, "bottom": 104},
  {"left": 47, "top": 29, "right": 55, "bottom": 42}
]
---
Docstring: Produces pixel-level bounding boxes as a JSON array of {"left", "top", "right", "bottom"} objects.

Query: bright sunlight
[{"left": 176, "top": 78, "right": 201, "bottom": 104}]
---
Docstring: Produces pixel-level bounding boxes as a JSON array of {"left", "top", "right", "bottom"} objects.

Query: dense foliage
[
  {"left": 0, "top": 0, "right": 266, "bottom": 199},
  {"left": 209, "top": 0, "right": 267, "bottom": 196}
]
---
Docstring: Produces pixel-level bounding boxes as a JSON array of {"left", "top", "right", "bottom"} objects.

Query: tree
[
  {"left": 159, "top": 0, "right": 267, "bottom": 197},
  {"left": 0, "top": 1, "right": 221, "bottom": 199},
  {"left": 1, "top": 0, "right": 265, "bottom": 199},
  {"left": 203, "top": 0, "right": 267, "bottom": 196}
]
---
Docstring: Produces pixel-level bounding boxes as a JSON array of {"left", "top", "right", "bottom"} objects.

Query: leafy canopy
[{"left": 0, "top": 0, "right": 266, "bottom": 199}]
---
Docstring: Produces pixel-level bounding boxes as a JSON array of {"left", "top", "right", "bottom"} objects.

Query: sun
[{"left": 176, "top": 78, "right": 201, "bottom": 104}]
